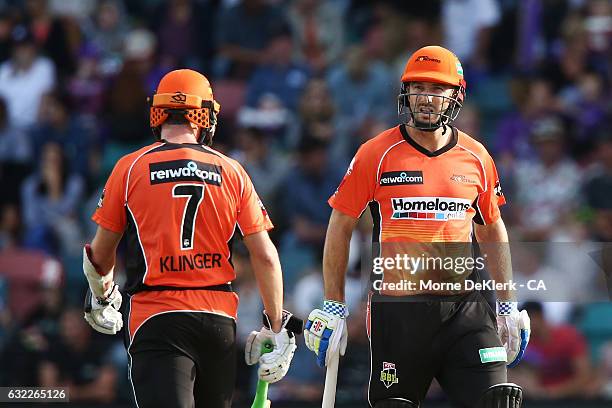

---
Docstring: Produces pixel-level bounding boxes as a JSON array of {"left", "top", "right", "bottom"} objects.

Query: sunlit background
[{"left": 0, "top": 0, "right": 610, "bottom": 406}]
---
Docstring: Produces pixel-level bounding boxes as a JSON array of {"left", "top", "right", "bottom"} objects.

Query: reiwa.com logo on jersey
[
  {"left": 149, "top": 160, "right": 222, "bottom": 186},
  {"left": 391, "top": 197, "right": 471, "bottom": 221},
  {"left": 380, "top": 170, "right": 423, "bottom": 186}
]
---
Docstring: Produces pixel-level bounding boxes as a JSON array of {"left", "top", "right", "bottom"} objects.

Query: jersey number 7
[{"left": 172, "top": 184, "right": 205, "bottom": 250}]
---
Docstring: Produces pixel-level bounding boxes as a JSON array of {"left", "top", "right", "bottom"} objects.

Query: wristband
[
  {"left": 496, "top": 301, "right": 517, "bottom": 316},
  {"left": 323, "top": 300, "right": 348, "bottom": 318}
]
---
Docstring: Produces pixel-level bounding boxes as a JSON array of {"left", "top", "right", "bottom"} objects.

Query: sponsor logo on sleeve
[
  {"left": 391, "top": 197, "right": 471, "bottom": 220},
  {"left": 97, "top": 188, "right": 105, "bottom": 208},
  {"left": 380, "top": 171, "right": 424, "bottom": 186},
  {"left": 494, "top": 181, "right": 503, "bottom": 197},
  {"left": 257, "top": 198, "right": 268, "bottom": 217},
  {"left": 149, "top": 160, "right": 222, "bottom": 185}
]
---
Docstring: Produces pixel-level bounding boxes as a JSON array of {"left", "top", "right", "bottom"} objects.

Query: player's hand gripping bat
[{"left": 251, "top": 315, "right": 304, "bottom": 408}]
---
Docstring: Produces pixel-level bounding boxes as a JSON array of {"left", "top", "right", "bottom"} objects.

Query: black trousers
[
  {"left": 368, "top": 291, "right": 507, "bottom": 407},
  {"left": 128, "top": 311, "right": 236, "bottom": 408}
]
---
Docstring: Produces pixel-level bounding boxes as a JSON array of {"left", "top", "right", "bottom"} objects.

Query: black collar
[{"left": 399, "top": 125, "right": 458, "bottom": 157}]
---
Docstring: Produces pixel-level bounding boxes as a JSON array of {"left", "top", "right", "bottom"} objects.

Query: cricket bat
[
  {"left": 322, "top": 352, "right": 339, "bottom": 408},
  {"left": 251, "top": 315, "right": 304, "bottom": 408},
  {"left": 251, "top": 342, "right": 274, "bottom": 408}
]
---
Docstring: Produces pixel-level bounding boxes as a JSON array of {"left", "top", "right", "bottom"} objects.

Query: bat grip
[{"left": 251, "top": 340, "right": 274, "bottom": 408}]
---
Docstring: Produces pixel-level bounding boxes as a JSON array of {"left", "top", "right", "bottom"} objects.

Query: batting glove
[
  {"left": 83, "top": 244, "right": 114, "bottom": 299},
  {"left": 84, "top": 284, "right": 123, "bottom": 335},
  {"left": 304, "top": 300, "right": 348, "bottom": 368},
  {"left": 496, "top": 301, "right": 530, "bottom": 368},
  {"left": 245, "top": 310, "right": 297, "bottom": 383}
]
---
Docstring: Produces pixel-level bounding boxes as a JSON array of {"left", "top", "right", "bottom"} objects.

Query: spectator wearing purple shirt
[{"left": 495, "top": 78, "right": 561, "bottom": 164}]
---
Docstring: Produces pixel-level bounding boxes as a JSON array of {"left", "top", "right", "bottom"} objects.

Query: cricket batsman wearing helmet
[
  {"left": 82, "top": 69, "right": 297, "bottom": 407},
  {"left": 304, "top": 46, "right": 530, "bottom": 407}
]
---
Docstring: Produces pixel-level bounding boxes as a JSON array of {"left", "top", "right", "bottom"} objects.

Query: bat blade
[{"left": 322, "top": 352, "right": 339, "bottom": 408}]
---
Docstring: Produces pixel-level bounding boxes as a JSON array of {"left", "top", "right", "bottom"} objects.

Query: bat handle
[
  {"left": 322, "top": 352, "right": 339, "bottom": 408},
  {"left": 251, "top": 380, "right": 269, "bottom": 408},
  {"left": 251, "top": 341, "right": 274, "bottom": 408}
]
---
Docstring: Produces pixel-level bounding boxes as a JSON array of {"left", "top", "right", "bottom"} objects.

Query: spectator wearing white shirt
[
  {"left": 0, "top": 26, "right": 55, "bottom": 130},
  {"left": 442, "top": 0, "right": 501, "bottom": 64},
  {"left": 513, "top": 117, "right": 582, "bottom": 241}
]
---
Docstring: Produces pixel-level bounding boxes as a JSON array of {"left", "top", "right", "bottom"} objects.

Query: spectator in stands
[
  {"left": 24, "top": 0, "right": 79, "bottom": 80},
  {"left": 512, "top": 302, "right": 592, "bottom": 399},
  {"left": 327, "top": 45, "right": 394, "bottom": 129},
  {"left": 0, "top": 97, "right": 30, "bottom": 163},
  {"left": 583, "top": 0, "right": 611, "bottom": 74},
  {"left": 452, "top": 103, "right": 482, "bottom": 142},
  {"left": 495, "top": 78, "right": 561, "bottom": 164},
  {"left": 0, "top": 25, "right": 55, "bottom": 129},
  {"left": 290, "top": 78, "right": 338, "bottom": 153},
  {"left": 81, "top": 0, "right": 129, "bottom": 75},
  {"left": 279, "top": 136, "right": 343, "bottom": 287},
  {"left": 0, "top": 11, "right": 15, "bottom": 64},
  {"left": 230, "top": 127, "right": 289, "bottom": 211},
  {"left": 66, "top": 43, "right": 106, "bottom": 116},
  {"left": 38, "top": 308, "right": 118, "bottom": 403},
  {"left": 442, "top": 0, "right": 500, "bottom": 71},
  {"left": 287, "top": 0, "right": 345, "bottom": 73},
  {"left": 584, "top": 134, "right": 612, "bottom": 241},
  {"left": 0, "top": 246, "right": 62, "bottom": 387},
  {"left": 599, "top": 341, "right": 612, "bottom": 398},
  {"left": 102, "top": 32, "right": 152, "bottom": 151},
  {"left": 21, "top": 142, "right": 84, "bottom": 255},
  {"left": 512, "top": 117, "right": 582, "bottom": 240},
  {"left": 154, "top": 0, "right": 218, "bottom": 73},
  {"left": 30, "top": 91, "right": 93, "bottom": 176},
  {"left": 560, "top": 72, "right": 608, "bottom": 158},
  {"left": 245, "top": 32, "right": 311, "bottom": 112},
  {"left": 216, "top": 0, "right": 287, "bottom": 79},
  {"left": 0, "top": 203, "right": 21, "bottom": 249}
]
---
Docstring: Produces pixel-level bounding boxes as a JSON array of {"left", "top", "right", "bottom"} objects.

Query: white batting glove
[
  {"left": 304, "top": 300, "right": 348, "bottom": 367},
  {"left": 245, "top": 310, "right": 297, "bottom": 383},
  {"left": 84, "top": 284, "right": 123, "bottom": 335},
  {"left": 82, "top": 244, "right": 114, "bottom": 299},
  {"left": 496, "top": 301, "right": 530, "bottom": 368}
]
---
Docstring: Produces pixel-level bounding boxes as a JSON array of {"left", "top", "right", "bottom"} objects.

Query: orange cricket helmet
[
  {"left": 398, "top": 45, "right": 466, "bottom": 131},
  {"left": 149, "top": 69, "right": 221, "bottom": 145}
]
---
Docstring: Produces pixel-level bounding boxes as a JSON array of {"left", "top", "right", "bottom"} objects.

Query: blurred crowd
[{"left": 0, "top": 0, "right": 610, "bottom": 405}]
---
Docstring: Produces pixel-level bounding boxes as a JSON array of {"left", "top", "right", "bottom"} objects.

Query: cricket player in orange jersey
[
  {"left": 304, "top": 46, "right": 530, "bottom": 407},
  {"left": 82, "top": 69, "right": 297, "bottom": 407}
]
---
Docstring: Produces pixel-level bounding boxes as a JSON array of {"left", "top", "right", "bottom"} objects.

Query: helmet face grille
[
  {"left": 150, "top": 107, "right": 168, "bottom": 127},
  {"left": 149, "top": 107, "right": 211, "bottom": 129},
  {"left": 397, "top": 85, "right": 465, "bottom": 131},
  {"left": 186, "top": 108, "right": 211, "bottom": 128}
]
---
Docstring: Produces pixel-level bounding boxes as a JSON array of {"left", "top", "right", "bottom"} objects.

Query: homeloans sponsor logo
[
  {"left": 150, "top": 160, "right": 222, "bottom": 185},
  {"left": 391, "top": 197, "right": 471, "bottom": 220},
  {"left": 380, "top": 171, "right": 423, "bottom": 186}
]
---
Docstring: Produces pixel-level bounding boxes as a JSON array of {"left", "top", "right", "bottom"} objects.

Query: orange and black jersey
[
  {"left": 92, "top": 141, "right": 272, "bottom": 339},
  {"left": 329, "top": 126, "right": 505, "bottom": 295},
  {"left": 330, "top": 125, "right": 505, "bottom": 242}
]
